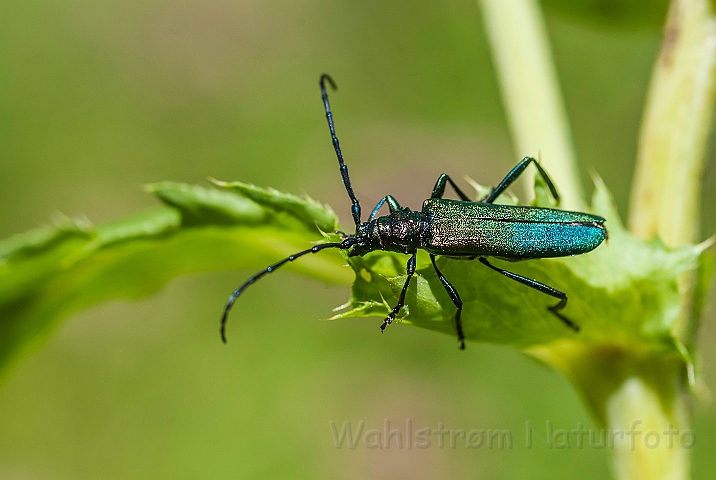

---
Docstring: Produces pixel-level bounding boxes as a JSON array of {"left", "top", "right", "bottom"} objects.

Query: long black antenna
[
  {"left": 221, "top": 242, "right": 344, "bottom": 343},
  {"left": 320, "top": 74, "right": 362, "bottom": 226}
]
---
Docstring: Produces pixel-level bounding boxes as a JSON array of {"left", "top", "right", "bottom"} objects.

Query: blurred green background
[{"left": 0, "top": 1, "right": 714, "bottom": 478}]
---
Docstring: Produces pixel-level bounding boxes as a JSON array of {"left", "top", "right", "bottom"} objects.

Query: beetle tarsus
[
  {"left": 549, "top": 304, "right": 580, "bottom": 332},
  {"left": 380, "top": 318, "right": 392, "bottom": 332}
]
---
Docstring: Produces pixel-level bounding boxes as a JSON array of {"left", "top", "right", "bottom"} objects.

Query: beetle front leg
[
  {"left": 478, "top": 258, "right": 579, "bottom": 332},
  {"left": 431, "top": 173, "right": 471, "bottom": 201},
  {"left": 484, "top": 157, "right": 560, "bottom": 204},
  {"left": 380, "top": 253, "right": 416, "bottom": 333},
  {"left": 368, "top": 195, "right": 402, "bottom": 221},
  {"left": 430, "top": 254, "right": 466, "bottom": 349}
]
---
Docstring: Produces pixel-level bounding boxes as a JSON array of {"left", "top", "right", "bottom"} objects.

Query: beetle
[{"left": 220, "top": 74, "right": 607, "bottom": 349}]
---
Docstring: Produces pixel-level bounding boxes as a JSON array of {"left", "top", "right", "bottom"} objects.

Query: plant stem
[
  {"left": 606, "top": 376, "right": 690, "bottom": 480},
  {"left": 624, "top": 1, "right": 716, "bottom": 479},
  {"left": 477, "top": 0, "right": 584, "bottom": 210},
  {"left": 629, "top": 0, "right": 716, "bottom": 249},
  {"left": 628, "top": 0, "right": 716, "bottom": 349},
  {"left": 528, "top": 343, "right": 692, "bottom": 480}
]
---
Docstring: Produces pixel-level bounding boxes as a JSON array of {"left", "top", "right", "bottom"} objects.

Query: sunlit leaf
[{"left": 0, "top": 182, "right": 350, "bottom": 376}]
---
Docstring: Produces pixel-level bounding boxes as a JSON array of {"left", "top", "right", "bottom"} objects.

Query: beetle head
[{"left": 345, "top": 222, "right": 380, "bottom": 257}]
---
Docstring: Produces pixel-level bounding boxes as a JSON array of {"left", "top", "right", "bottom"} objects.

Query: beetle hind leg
[
  {"left": 546, "top": 297, "right": 579, "bottom": 332},
  {"left": 478, "top": 257, "right": 580, "bottom": 332}
]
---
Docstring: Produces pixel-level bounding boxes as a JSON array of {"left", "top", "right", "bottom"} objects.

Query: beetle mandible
[{"left": 220, "top": 74, "right": 607, "bottom": 349}]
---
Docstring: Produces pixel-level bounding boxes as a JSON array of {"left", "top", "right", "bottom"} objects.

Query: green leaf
[
  {"left": 0, "top": 182, "right": 351, "bottom": 377},
  {"left": 211, "top": 179, "right": 338, "bottom": 234}
]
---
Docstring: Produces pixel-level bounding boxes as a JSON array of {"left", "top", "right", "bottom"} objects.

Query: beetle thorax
[{"left": 348, "top": 208, "right": 429, "bottom": 257}]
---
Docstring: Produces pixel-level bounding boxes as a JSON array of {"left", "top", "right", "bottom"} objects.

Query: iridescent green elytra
[
  {"left": 221, "top": 75, "right": 607, "bottom": 349},
  {"left": 424, "top": 199, "right": 605, "bottom": 258}
]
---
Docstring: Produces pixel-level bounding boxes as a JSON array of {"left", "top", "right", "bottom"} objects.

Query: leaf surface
[{"left": 0, "top": 182, "right": 350, "bottom": 376}]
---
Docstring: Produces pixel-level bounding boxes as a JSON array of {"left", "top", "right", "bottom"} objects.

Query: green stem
[
  {"left": 622, "top": 0, "right": 716, "bottom": 478},
  {"left": 477, "top": 0, "right": 584, "bottom": 209},
  {"left": 629, "top": 0, "right": 716, "bottom": 249},
  {"left": 628, "top": 0, "right": 716, "bottom": 349},
  {"left": 606, "top": 376, "right": 690, "bottom": 480},
  {"left": 528, "top": 343, "right": 691, "bottom": 480}
]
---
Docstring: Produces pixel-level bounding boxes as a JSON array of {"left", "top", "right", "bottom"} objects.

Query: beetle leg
[
  {"left": 484, "top": 157, "right": 560, "bottom": 204},
  {"left": 431, "top": 174, "right": 471, "bottom": 201},
  {"left": 380, "top": 253, "right": 416, "bottom": 333},
  {"left": 430, "top": 254, "right": 466, "bottom": 349},
  {"left": 368, "top": 195, "right": 403, "bottom": 221},
  {"left": 368, "top": 199, "right": 385, "bottom": 221},
  {"left": 478, "top": 258, "right": 579, "bottom": 332}
]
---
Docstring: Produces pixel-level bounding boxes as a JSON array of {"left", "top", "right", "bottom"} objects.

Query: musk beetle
[{"left": 220, "top": 74, "right": 607, "bottom": 349}]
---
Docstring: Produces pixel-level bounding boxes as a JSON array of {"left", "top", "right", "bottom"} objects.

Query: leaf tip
[
  {"left": 208, "top": 177, "right": 227, "bottom": 188},
  {"left": 697, "top": 235, "right": 715, "bottom": 253}
]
